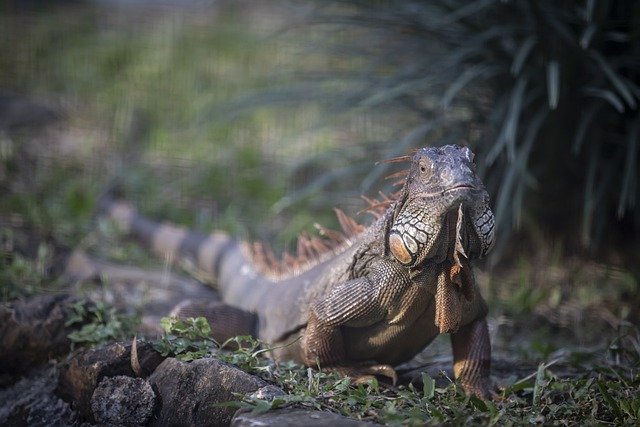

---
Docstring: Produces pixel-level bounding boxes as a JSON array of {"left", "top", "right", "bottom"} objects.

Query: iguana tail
[
  {"left": 101, "top": 196, "right": 233, "bottom": 274},
  {"left": 98, "top": 194, "right": 264, "bottom": 339},
  {"left": 99, "top": 194, "right": 274, "bottom": 299}
]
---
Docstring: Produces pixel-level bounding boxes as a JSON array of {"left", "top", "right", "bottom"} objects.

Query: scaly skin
[{"left": 100, "top": 145, "right": 495, "bottom": 398}]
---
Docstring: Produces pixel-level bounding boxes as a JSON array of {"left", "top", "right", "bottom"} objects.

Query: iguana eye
[{"left": 418, "top": 159, "right": 432, "bottom": 175}]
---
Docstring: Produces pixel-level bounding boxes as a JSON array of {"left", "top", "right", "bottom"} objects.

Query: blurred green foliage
[
  {"left": 65, "top": 299, "right": 139, "bottom": 347},
  {"left": 0, "top": 2, "right": 358, "bottom": 253},
  {"left": 307, "top": 0, "right": 640, "bottom": 258}
]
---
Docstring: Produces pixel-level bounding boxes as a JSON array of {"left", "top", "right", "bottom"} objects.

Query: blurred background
[{"left": 1, "top": 0, "right": 638, "bottom": 363}]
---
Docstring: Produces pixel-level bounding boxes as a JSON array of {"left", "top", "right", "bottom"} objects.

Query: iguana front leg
[
  {"left": 302, "top": 277, "right": 397, "bottom": 384},
  {"left": 450, "top": 317, "right": 492, "bottom": 398}
]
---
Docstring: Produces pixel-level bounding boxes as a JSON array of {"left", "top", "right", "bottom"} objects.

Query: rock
[
  {"left": 0, "top": 365, "right": 77, "bottom": 427},
  {"left": 249, "top": 384, "right": 286, "bottom": 401},
  {"left": 57, "top": 341, "right": 164, "bottom": 421},
  {"left": 0, "top": 294, "right": 77, "bottom": 376},
  {"left": 91, "top": 375, "right": 156, "bottom": 426},
  {"left": 231, "top": 408, "right": 377, "bottom": 427},
  {"left": 149, "top": 357, "right": 269, "bottom": 427}
]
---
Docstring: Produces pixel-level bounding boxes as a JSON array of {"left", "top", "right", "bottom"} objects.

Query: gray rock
[
  {"left": 249, "top": 384, "right": 286, "bottom": 401},
  {"left": 0, "top": 294, "right": 77, "bottom": 376},
  {"left": 91, "top": 375, "right": 156, "bottom": 426},
  {"left": 232, "top": 408, "right": 377, "bottom": 427},
  {"left": 0, "top": 365, "right": 77, "bottom": 427},
  {"left": 149, "top": 357, "right": 269, "bottom": 427},
  {"left": 57, "top": 341, "right": 164, "bottom": 421}
]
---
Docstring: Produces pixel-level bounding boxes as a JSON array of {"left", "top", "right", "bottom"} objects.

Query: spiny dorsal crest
[{"left": 246, "top": 153, "right": 412, "bottom": 281}]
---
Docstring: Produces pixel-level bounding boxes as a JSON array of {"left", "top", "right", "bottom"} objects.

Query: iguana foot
[
  {"left": 330, "top": 362, "right": 398, "bottom": 386},
  {"left": 460, "top": 378, "right": 495, "bottom": 400}
]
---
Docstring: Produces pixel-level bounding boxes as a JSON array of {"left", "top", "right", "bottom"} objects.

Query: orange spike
[
  {"left": 314, "top": 223, "right": 346, "bottom": 242},
  {"left": 297, "top": 233, "right": 314, "bottom": 260},
  {"left": 376, "top": 155, "right": 412, "bottom": 165},
  {"left": 384, "top": 169, "right": 409, "bottom": 181},
  {"left": 335, "top": 209, "right": 364, "bottom": 237},
  {"left": 309, "top": 236, "right": 329, "bottom": 254},
  {"left": 263, "top": 245, "right": 279, "bottom": 271},
  {"left": 357, "top": 201, "right": 392, "bottom": 216},
  {"left": 251, "top": 242, "right": 268, "bottom": 270},
  {"left": 361, "top": 195, "right": 378, "bottom": 207},
  {"left": 282, "top": 251, "right": 296, "bottom": 268}
]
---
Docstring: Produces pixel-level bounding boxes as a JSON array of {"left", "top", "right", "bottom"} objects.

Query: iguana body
[{"left": 102, "top": 145, "right": 495, "bottom": 397}]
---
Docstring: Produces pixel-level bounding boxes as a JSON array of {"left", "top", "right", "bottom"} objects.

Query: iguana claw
[
  {"left": 461, "top": 379, "right": 495, "bottom": 400},
  {"left": 332, "top": 362, "right": 398, "bottom": 386}
]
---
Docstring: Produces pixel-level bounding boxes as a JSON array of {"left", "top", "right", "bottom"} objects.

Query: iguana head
[{"left": 388, "top": 145, "right": 494, "bottom": 268}]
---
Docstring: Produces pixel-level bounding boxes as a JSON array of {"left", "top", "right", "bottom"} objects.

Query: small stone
[
  {"left": 56, "top": 341, "right": 164, "bottom": 421},
  {"left": 149, "top": 357, "right": 268, "bottom": 426},
  {"left": 249, "top": 385, "right": 286, "bottom": 401},
  {"left": 91, "top": 376, "right": 156, "bottom": 426}
]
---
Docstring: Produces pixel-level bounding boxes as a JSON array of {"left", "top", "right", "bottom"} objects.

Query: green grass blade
[
  {"left": 493, "top": 108, "right": 546, "bottom": 230},
  {"left": 511, "top": 35, "right": 536, "bottom": 76},
  {"left": 617, "top": 118, "right": 639, "bottom": 217},
  {"left": 441, "top": 64, "right": 497, "bottom": 108},
  {"left": 597, "top": 380, "right": 624, "bottom": 421},
  {"left": 580, "top": 24, "right": 597, "bottom": 49},
  {"left": 583, "top": 87, "right": 625, "bottom": 113},
  {"left": 581, "top": 144, "right": 599, "bottom": 246},
  {"left": 590, "top": 50, "right": 637, "bottom": 109},
  {"left": 358, "top": 76, "right": 435, "bottom": 109},
  {"left": 543, "top": 7, "right": 576, "bottom": 45},
  {"left": 502, "top": 76, "right": 528, "bottom": 161},
  {"left": 572, "top": 103, "right": 600, "bottom": 155},
  {"left": 437, "top": 0, "right": 495, "bottom": 27},
  {"left": 532, "top": 362, "right": 545, "bottom": 408},
  {"left": 546, "top": 60, "right": 560, "bottom": 109},
  {"left": 585, "top": 0, "right": 596, "bottom": 22},
  {"left": 421, "top": 372, "right": 435, "bottom": 400}
]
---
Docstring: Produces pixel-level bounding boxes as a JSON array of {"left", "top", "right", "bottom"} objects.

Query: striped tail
[{"left": 99, "top": 196, "right": 255, "bottom": 296}]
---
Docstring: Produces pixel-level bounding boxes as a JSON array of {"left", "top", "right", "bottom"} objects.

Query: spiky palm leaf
[{"left": 302, "top": 0, "right": 640, "bottom": 256}]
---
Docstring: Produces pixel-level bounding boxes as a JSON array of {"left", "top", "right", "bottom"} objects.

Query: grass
[
  {"left": 0, "top": 1, "right": 638, "bottom": 425},
  {"left": 1, "top": 2, "right": 353, "bottom": 246},
  {"left": 153, "top": 315, "right": 640, "bottom": 425}
]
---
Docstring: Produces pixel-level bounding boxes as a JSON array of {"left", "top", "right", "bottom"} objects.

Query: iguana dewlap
[{"left": 101, "top": 145, "right": 496, "bottom": 398}]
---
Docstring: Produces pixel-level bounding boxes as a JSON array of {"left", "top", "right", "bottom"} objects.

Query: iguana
[{"left": 100, "top": 144, "right": 495, "bottom": 397}]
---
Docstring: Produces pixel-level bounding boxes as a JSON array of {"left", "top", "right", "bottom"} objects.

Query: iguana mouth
[
  {"left": 417, "top": 184, "right": 478, "bottom": 199},
  {"left": 444, "top": 184, "right": 477, "bottom": 193}
]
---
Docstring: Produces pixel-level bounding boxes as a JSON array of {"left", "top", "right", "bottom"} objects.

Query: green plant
[
  {"left": 65, "top": 300, "right": 139, "bottom": 346},
  {"left": 153, "top": 315, "right": 281, "bottom": 370},
  {"left": 153, "top": 316, "right": 218, "bottom": 361},
  {"left": 0, "top": 237, "right": 55, "bottom": 301},
  {"left": 216, "top": 335, "right": 276, "bottom": 373},
  {"left": 296, "top": 0, "right": 640, "bottom": 256}
]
